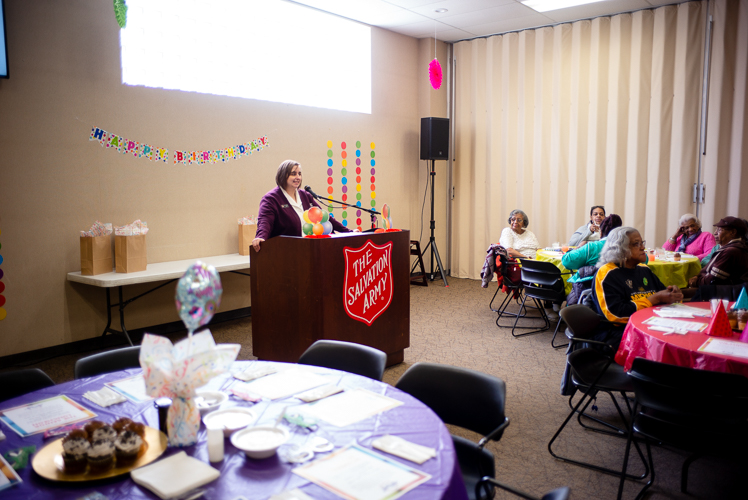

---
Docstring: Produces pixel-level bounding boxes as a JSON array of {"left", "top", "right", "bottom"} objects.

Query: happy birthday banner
[{"left": 89, "top": 126, "right": 268, "bottom": 165}]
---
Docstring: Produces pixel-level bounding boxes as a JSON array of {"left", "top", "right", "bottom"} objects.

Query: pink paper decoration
[
  {"left": 739, "top": 322, "right": 748, "bottom": 343},
  {"left": 706, "top": 301, "right": 733, "bottom": 338},
  {"left": 429, "top": 59, "right": 442, "bottom": 90}
]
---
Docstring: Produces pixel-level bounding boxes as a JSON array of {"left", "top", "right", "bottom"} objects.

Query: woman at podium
[{"left": 252, "top": 160, "right": 350, "bottom": 251}]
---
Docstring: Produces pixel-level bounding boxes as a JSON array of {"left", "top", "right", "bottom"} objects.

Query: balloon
[
  {"left": 313, "top": 223, "right": 324, "bottom": 235},
  {"left": 175, "top": 261, "right": 223, "bottom": 334},
  {"left": 308, "top": 207, "right": 323, "bottom": 223},
  {"left": 321, "top": 221, "right": 333, "bottom": 234},
  {"left": 302, "top": 222, "right": 314, "bottom": 235},
  {"left": 303, "top": 211, "right": 312, "bottom": 224},
  {"left": 320, "top": 211, "right": 330, "bottom": 223}
]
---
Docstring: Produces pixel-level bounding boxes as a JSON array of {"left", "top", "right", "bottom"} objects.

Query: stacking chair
[
  {"left": 511, "top": 259, "right": 567, "bottom": 339},
  {"left": 476, "top": 477, "right": 570, "bottom": 500},
  {"left": 395, "top": 362, "right": 509, "bottom": 500},
  {"left": 490, "top": 253, "right": 529, "bottom": 326},
  {"left": 548, "top": 305, "right": 648, "bottom": 480},
  {"left": 0, "top": 368, "right": 55, "bottom": 403},
  {"left": 297, "top": 340, "right": 387, "bottom": 381},
  {"left": 74, "top": 345, "right": 142, "bottom": 379},
  {"left": 618, "top": 358, "right": 748, "bottom": 500}
]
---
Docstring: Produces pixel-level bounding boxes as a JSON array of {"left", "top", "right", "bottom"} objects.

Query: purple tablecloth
[{"left": 0, "top": 361, "right": 468, "bottom": 500}]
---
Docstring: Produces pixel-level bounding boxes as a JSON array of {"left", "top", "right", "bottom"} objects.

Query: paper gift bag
[
  {"left": 115, "top": 234, "right": 147, "bottom": 273},
  {"left": 80, "top": 235, "right": 113, "bottom": 275},
  {"left": 238, "top": 224, "right": 256, "bottom": 256}
]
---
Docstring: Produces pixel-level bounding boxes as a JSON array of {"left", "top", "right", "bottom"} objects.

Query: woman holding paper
[{"left": 252, "top": 160, "right": 350, "bottom": 252}]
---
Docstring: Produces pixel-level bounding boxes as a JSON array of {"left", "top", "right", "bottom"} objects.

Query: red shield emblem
[{"left": 343, "top": 240, "right": 394, "bottom": 326}]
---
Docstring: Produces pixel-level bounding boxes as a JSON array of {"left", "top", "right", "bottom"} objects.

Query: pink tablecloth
[{"left": 615, "top": 303, "right": 748, "bottom": 377}]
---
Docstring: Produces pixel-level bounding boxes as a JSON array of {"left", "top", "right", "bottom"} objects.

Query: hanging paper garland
[
  {"left": 429, "top": 59, "right": 442, "bottom": 90},
  {"left": 89, "top": 126, "right": 269, "bottom": 165}
]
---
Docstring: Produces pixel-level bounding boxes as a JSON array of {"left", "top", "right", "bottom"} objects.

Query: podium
[{"left": 249, "top": 230, "right": 410, "bottom": 366}]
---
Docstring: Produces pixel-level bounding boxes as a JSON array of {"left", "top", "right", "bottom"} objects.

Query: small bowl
[
  {"left": 195, "top": 391, "right": 228, "bottom": 416},
  {"left": 231, "top": 426, "right": 290, "bottom": 459},
  {"left": 203, "top": 407, "right": 256, "bottom": 436}
]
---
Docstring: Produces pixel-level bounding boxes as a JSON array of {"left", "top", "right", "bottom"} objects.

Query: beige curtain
[{"left": 452, "top": 0, "right": 748, "bottom": 280}]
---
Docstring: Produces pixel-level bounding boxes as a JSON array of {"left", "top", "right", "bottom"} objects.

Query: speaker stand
[{"left": 420, "top": 159, "right": 449, "bottom": 287}]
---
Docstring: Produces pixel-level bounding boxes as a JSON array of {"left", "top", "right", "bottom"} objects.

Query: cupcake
[
  {"left": 126, "top": 421, "right": 146, "bottom": 439},
  {"left": 727, "top": 310, "right": 738, "bottom": 329},
  {"left": 61, "top": 434, "right": 90, "bottom": 474},
  {"left": 114, "top": 430, "right": 144, "bottom": 466},
  {"left": 84, "top": 420, "right": 105, "bottom": 440},
  {"left": 673, "top": 252, "right": 681, "bottom": 262},
  {"left": 91, "top": 425, "right": 117, "bottom": 443},
  {"left": 112, "top": 417, "right": 133, "bottom": 434},
  {"left": 87, "top": 439, "right": 115, "bottom": 473},
  {"left": 739, "top": 310, "right": 747, "bottom": 330}
]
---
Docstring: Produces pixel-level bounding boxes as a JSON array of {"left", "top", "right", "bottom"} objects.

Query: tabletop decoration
[
  {"left": 302, "top": 207, "right": 333, "bottom": 238},
  {"left": 734, "top": 287, "right": 748, "bottom": 310},
  {"left": 705, "top": 301, "right": 733, "bottom": 338},
  {"left": 382, "top": 204, "right": 393, "bottom": 230},
  {"left": 740, "top": 321, "right": 748, "bottom": 343},
  {"left": 139, "top": 262, "right": 239, "bottom": 446}
]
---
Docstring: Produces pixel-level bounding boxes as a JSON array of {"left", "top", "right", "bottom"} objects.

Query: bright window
[{"left": 120, "top": 0, "right": 371, "bottom": 114}]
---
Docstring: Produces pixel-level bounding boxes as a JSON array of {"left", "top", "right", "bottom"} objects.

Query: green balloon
[
  {"left": 320, "top": 211, "right": 329, "bottom": 223},
  {"left": 302, "top": 222, "right": 314, "bottom": 235}
]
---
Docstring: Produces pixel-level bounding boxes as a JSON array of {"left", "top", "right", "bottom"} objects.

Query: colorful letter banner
[{"left": 88, "top": 126, "right": 268, "bottom": 165}]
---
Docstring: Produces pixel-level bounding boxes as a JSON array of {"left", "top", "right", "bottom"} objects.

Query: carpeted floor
[{"left": 4, "top": 277, "right": 745, "bottom": 499}]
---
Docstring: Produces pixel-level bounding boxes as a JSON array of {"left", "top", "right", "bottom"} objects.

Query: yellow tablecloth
[{"left": 535, "top": 250, "right": 573, "bottom": 295}]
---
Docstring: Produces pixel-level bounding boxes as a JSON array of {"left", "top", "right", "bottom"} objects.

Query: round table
[
  {"left": 0, "top": 361, "right": 467, "bottom": 500},
  {"left": 615, "top": 303, "right": 748, "bottom": 377},
  {"left": 535, "top": 250, "right": 572, "bottom": 295},
  {"left": 644, "top": 253, "right": 701, "bottom": 289}
]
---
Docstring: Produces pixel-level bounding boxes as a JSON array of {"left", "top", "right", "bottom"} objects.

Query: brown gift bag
[
  {"left": 80, "top": 235, "right": 113, "bottom": 275},
  {"left": 238, "top": 224, "right": 256, "bottom": 256},
  {"left": 115, "top": 234, "right": 148, "bottom": 273}
]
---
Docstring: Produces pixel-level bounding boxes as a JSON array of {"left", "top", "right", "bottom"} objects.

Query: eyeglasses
[
  {"left": 630, "top": 240, "right": 646, "bottom": 248},
  {"left": 510, "top": 217, "right": 524, "bottom": 223}
]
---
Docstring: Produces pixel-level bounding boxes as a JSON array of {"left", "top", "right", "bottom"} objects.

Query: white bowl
[
  {"left": 203, "top": 407, "right": 256, "bottom": 436},
  {"left": 195, "top": 391, "right": 228, "bottom": 416},
  {"left": 231, "top": 426, "right": 290, "bottom": 459}
]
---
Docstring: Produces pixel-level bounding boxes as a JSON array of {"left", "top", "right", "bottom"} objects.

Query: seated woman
[
  {"left": 568, "top": 205, "right": 606, "bottom": 247},
  {"left": 688, "top": 217, "right": 748, "bottom": 288},
  {"left": 662, "top": 213, "right": 715, "bottom": 261},
  {"left": 591, "top": 227, "right": 683, "bottom": 349},
  {"left": 252, "top": 160, "right": 349, "bottom": 252},
  {"left": 561, "top": 214, "right": 622, "bottom": 305},
  {"left": 499, "top": 209, "right": 539, "bottom": 259}
]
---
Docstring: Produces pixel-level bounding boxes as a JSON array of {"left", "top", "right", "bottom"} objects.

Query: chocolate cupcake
[
  {"left": 126, "top": 421, "right": 146, "bottom": 439},
  {"left": 91, "top": 425, "right": 118, "bottom": 443},
  {"left": 739, "top": 310, "right": 748, "bottom": 331},
  {"left": 114, "top": 430, "right": 144, "bottom": 466},
  {"left": 61, "top": 436, "right": 90, "bottom": 474},
  {"left": 728, "top": 310, "right": 738, "bottom": 329},
  {"left": 673, "top": 252, "right": 681, "bottom": 262},
  {"left": 84, "top": 420, "right": 105, "bottom": 440},
  {"left": 87, "top": 439, "right": 115, "bottom": 473},
  {"left": 112, "top": 417, "right": 133, "bottom": 434}
]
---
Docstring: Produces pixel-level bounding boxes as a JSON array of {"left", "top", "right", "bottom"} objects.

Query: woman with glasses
[
  {"left": 499, "top": 209, "right": 540, "bottom": 259},
  {"left": 567, "top": 205, "right": 606, "bottom": 247},
  {"left": 661, "top": 213, "right": 715, "bottom": 261},
  {"left": 591, "top": 227, "right": 683, "bottom": 348}
]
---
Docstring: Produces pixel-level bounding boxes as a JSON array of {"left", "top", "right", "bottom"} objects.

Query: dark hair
[
  {"left": 600, "top": 214, "right": 622, "bottom": 237},
  {"left": 590, "top": 205, "right": 606, "bottom": 218},
  {"left": 507, "top": 209, "right": 529, "bottom": 228},
  {"left": 275, "top": 160, "right": 300, "bottom": 188}
]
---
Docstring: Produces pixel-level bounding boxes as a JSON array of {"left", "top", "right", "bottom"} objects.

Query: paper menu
[
  {"left": 242, "top": 368, "right": 329, "bottom": 400},
  {"left": 643, "top": 317, "right": 707, "bottom": 333},
  {"left": 106, "top": 374, "right": 152, "bottom": 402},
  {"left": 0, "top": 395, "right": 96, "bottom": 438},
  {"left": 293, "top": 444, "right": 431, "bottom": 500},
  {"left": 698, "top": 338, "right": 748, "bottom": 359},
  {"left": 301, "top": 388, "right": 403, "bottom": 427}
]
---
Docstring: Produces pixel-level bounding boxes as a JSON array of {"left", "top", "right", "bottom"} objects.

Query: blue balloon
[{"left": 321, "top": 221, "right": 333, "bottom": 235}]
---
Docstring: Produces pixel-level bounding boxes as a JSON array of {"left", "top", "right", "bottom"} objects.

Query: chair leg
[
  {"left": 511, "top": 296, "right": 551, "bottom": 337},
  {"left": 681, "top": 452, "right": 703, "bottom": 494},
  {"left": 550, "top": 317, "right": 568, "bottom": 348}
]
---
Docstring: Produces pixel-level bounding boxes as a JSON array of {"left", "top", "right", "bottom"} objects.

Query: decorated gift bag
[{"left": 115, "top": 220, "right": 149, "bottom": 273}]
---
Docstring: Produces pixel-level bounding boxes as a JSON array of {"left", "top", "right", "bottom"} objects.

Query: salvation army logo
[{"left": 343, "top": 240, "right": 394, "bottom": 326}]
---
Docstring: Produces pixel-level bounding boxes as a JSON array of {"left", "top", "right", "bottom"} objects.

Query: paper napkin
[
  {"left": 82, "top": 387, "right": 127, "bottom": 407},
  {"left": 372, "top": 435, "right": 437, "bottom": 464},
  {"left": 295, "top": 384, "right": 343, "bottom": 403},
  {"left": 131, "top": 451, "right": 220, "bottom": 500}
]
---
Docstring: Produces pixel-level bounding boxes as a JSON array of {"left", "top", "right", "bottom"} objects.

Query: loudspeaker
[{"left": 420, "top": 117, "right": 449, "bottom": 160}]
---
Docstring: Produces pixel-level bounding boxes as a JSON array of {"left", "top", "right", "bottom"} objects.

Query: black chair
[
  {"left": 548, "top": 305, "right": 649, "bottom": 481},
  {"left": 74, "top": 345, "right": 142, "bottom": 379},
  {"left": 476, "top": 476, "right": 570, "bottom": 500},
  {"left": 618, "top": 358, "right": 748, "bottom": 500},
  {"left": 490, "top": 254, "right": 529, "bottom": 325},
  {"left": 0, "top": 368, "right": 55, "bottom": 403},
  {"left": 395, "top": 362, "right": 509, "bottom": 500},
  {"left": 297, "top": 340, "right": 387, "bottom": 381},
  {"left": 511, "top": 259, "right": 568, "bottom": 339}
]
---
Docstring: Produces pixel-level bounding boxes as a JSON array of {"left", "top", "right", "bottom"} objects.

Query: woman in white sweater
[{"left": 499, "top": 209, "right": 540, "bottom": 259}]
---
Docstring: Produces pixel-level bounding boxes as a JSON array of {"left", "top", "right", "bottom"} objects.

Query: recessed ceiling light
[
  {"left": 522, "top": 0, "right": 607, "bottom": 13},
  {"left": 434, "top": 8, "right": 448, "bottom": 14}
]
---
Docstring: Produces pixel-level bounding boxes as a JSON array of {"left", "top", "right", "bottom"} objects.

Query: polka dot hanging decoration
[{"left": 429, "top": 59, "right": 442, "bottom": 90}]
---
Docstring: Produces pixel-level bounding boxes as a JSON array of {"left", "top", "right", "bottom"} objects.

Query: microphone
[{"left": 304, "top": 185, "right": 320, "bottom": 199}]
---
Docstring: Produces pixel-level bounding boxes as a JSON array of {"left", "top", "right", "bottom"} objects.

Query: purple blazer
[{"left": 256, "top": 186, "right": 349, "bottom": 240}]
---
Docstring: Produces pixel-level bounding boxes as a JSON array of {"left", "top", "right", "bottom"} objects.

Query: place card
[
  {"left": 106, "top": 374, "right": 152, "bottom": 402},
  {"left": 0, "top": 395, "right": 97, "bottom": 438},
  {"left": 302, "top": 388, "right": 403, "bottom": 427},
  {"left": 698, "top": 338, "right": 748, "bottom": 359},
  {"left": 293, "top": 444, "right": 430, "bottom": 500},
  {"left": 242, "top": 368, "right": 328, "bottom": 400},
  {"left": 643, "top": 317, "right": 707, "bottom": 333}
]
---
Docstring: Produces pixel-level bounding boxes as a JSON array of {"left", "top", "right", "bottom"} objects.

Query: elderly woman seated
[
  {"left": 662, "top": 213, "right": 716, "bottom": 261},
  {"left": 591, "top": 227, "right": 683, "bottom": 348},
  {"left": 499, "top": 209, "right": 539, "bottom": 259},
  {"left": 688, "top": 217, "right": 748, "bottom": 289},
  {"left": 568, "top": 205, "right": 606, "bottom": 247}
]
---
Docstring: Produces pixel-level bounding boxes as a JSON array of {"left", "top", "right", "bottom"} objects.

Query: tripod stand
[{"left": 420, "top": 159, "right": 449, "bottom": 286}]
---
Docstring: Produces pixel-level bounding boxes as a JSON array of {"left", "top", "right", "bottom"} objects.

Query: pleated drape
[{"left": 452, "top": 0, "right": 747, "bottom": 280}]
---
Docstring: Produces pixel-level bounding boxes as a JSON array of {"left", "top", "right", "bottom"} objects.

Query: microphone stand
[{"left": 307, "top": 190, "right": 381, "bottom": 230}]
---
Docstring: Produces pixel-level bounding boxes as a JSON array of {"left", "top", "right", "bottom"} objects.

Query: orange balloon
[
  {"left": 313, "top": 223, "right": 324, "bottom": 235},
  {"left": 308, "top": 207, "right": 323, "bottom": 223}
]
